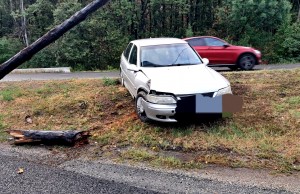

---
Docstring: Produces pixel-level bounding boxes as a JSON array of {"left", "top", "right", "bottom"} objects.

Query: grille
[
  {"left": 177, "top": 92, "right": 215, "bottom": 99},
  {"left": 201, "top": 92, "right": 215, "bottom": 97}
]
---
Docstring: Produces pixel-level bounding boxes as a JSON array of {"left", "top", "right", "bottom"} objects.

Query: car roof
[
  {"left": 131, "top": 38, "right": 187, "bottom": 47},
  {"left": 183, "top": 36, "right": 218, "bottom": 40}
]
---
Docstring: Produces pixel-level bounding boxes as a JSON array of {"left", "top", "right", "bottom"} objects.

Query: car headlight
[
  {"left": 146, "top": 94, "right": 176, "bottom": 104},
  {"left": 215, "top": 86, "right": 232, "bottom": 97},
  {"left": 254, "top": 50, "right": 261, "bottom": 55}
]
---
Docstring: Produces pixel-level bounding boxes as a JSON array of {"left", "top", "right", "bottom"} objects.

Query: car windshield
[{"left": 140, "top": 43, "right": 202, "bottom": 67}]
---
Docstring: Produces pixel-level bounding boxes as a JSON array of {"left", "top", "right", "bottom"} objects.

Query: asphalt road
[
  {"left": 0, "top": 154, "right": 157, "bottom": 194},
  {"left": 0, "top": 153, "right": 293, "bottom": 194},
  {"left": 1, "top": 64, "right": 300, "bottom": 82}
]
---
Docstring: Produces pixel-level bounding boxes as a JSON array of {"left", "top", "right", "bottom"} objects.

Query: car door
[
  {"left": 204, "top": 37, "right": 233, "bottom": 64},
  {"left": 126, "top": 44, "right": 138, "bottom": 96},
  {"left": 120, "top": 43, "right": 133, "bottom": 89},
  {"left": 186, "top": 38, "right": 209, "bottom": 59}
]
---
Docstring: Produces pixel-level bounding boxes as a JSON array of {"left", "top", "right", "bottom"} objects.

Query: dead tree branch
[{"left": 0, "top": 0, "right": 110, "bottom": 80}]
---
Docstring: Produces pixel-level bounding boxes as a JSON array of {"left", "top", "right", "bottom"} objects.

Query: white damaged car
[{"left": 120, "top": 38, "right": 233, "bottom": 122}]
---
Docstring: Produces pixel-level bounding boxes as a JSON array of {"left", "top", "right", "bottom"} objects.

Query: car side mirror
[
  {"left": 202, "top": 58, "right": 209, "bottom": 66},
  {"left": 127, "top": 65, "right": 139, "bottom": 72},
  {"left": 223, "top": 44, "right": 230, "bottom": 48}
]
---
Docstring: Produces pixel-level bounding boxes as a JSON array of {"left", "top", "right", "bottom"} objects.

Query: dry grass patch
[{"left": 0, "top": 69, "right": 299, "bottom": 172}]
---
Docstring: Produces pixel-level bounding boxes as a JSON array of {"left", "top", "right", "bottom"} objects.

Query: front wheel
[
  {"left": 238, "top": 54, "right": 256, "bottom": 70},
  {"left": 135, "top": 91, "right": 150, "bottom": 122}
]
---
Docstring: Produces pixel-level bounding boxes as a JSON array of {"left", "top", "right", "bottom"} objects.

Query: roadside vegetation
[{"left": 0, "top": 69, "right": 299, "bottom": 172}]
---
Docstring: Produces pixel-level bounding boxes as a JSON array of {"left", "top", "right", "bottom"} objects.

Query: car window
[
  {"left": 129, "top": 45, "right": 137, "bottom": 65},
  {"left": 205, "top": 38, "right": 226, "bottom": 46},
  {"left": 141, "top": 43, "right": 202, "bottom": 67},
  {"left": 186, "top": 38, "right": 206, "bottom": 46},
  {"left": 124, "top": 43, "right": 133, "bottom": 60}
]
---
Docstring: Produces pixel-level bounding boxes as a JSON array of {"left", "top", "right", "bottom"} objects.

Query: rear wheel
[
  {"left": 238, "top": 54, "right": 256, "bottom": 70},
  {"left": 135, "top": 91, "right": 150, "bottom": 122}
]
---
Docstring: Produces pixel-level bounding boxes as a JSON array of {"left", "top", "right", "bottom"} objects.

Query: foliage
[
  {"left": 213, "top": 0, "right": 292, "bottom": 63},
  {"left": 0, "top": 37, "right": 22, "bottom": 64},
  {"left": 281, "top": 23, "right": 300, "bottom": 61},
  {"left": 26, "top": 0, "right": 55, "bottom": 41}
]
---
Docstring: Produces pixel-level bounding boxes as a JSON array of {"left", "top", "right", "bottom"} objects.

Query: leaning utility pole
[{"left": 0, "top": 0, "right": 110, "bottom": 80}]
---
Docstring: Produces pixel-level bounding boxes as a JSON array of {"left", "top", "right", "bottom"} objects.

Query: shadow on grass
[{"left": 148, "top": 113, "right": 227, "bottom": 130}]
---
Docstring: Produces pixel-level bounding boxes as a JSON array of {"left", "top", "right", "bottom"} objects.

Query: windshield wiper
[{"left": 165, "top": 63, "right": 197, "bottom": 67}]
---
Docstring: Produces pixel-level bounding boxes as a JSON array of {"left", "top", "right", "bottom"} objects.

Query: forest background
[{"left": 0, "top": 0, "right": 300, "bottom": 71}]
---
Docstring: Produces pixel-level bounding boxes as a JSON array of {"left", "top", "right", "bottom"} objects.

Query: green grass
[
  {"left": 103, "top": 78, "right": 119, "bottom": 86},
  {"left": 0, "top": 86, "right": 22, "bottom": 101},
  {"left": 121, "top": 149, "right": 155, "bottom": 162},
  {"left": 120, "top": 148, "right": 203, "bottom": 169},
  {"left": 274, "top": 95, "right": 300, "bottom": 119},
  {"left": 171, "top": 127, "right": 193, "bottom": 137},
  {"left": 0, "top": 115, "right": 8, "bottom": 142}
]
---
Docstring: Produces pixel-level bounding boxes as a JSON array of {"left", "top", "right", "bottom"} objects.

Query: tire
[
  {"left": 120, "top": 70, "right": 125, "bottom": 86},
  {"left": 237, "top": 54, "right": 256, "bottom": 70},
  {"left": 135, "top": 91, "right": 150, "bottom": 122}
]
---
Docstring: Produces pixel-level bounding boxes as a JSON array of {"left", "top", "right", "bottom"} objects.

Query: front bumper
[
  {"left": 141, "top": 94, "right": 243, "bottom": 122},
  {"left": 141, "top": 98, "right": 177, "bottom": 122}
]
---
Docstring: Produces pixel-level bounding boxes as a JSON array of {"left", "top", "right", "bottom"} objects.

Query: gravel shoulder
[{"left": 1, "top": 143, "right": 299, "bottom": 193}]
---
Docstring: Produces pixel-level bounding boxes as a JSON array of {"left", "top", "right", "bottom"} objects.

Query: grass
[
  {"left": 0, "top": 114, "right": 9, "bottom": 142},
  {"left": 120, "top": 148, "right": 203, "bottom": 169},
  {"left": 0, "top": 86, "right": 23, "bottom": 101},
  {"left": 0, "top": 69, "right": 299, "bottom": 172},
  {"left": 103, "top": 78, "right": 119, "bottom": 86}
]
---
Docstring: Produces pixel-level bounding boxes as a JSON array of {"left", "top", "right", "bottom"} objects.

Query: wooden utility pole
[{"left": 0, "top": 0, "right": 110, "bottom": 80}]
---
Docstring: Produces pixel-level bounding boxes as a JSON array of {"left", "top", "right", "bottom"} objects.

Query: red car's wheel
[{"left": 238, "top": 54, "right": 256, "bottom": 70}]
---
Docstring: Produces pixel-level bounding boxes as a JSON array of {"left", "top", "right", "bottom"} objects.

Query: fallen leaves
[{"left": 17, "top": 168, "right": 24, "bottom": 174}]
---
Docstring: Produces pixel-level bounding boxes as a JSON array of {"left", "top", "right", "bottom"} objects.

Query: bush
[
  {"left": 281, "top": 23, "right": 300, "bottom": 61},
  {"left": 0, "top": 37, "right": 22, "bottom": 64}
]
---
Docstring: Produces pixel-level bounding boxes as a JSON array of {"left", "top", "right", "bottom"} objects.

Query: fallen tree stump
[{"left": 7, "top": 130, "right": 90, "bottom": 146}]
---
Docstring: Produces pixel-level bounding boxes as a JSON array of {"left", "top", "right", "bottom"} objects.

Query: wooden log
[
  {"left": 7, "top": 130, "right": 90, "bottom": 146},
  {"left": 0, "top": 0, "right": 110, "bottom": 80}
]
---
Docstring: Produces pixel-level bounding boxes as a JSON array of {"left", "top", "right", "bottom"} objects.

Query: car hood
[{"left": 141, "top": 65, "right": 230, "bottom": 95}]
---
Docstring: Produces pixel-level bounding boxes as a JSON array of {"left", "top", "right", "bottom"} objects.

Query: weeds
[
  {"left": 0, "top": 114, "right": 8, "bottom": 142},
  {"left": 0, "top": 69, "right": 299, "bottom": 172},
  {"left": 121, "top": 148, "right": 203, "bottom": 169},
  {"left": 103, "top": 78, "right": 119, "bottom": 86},
  {"left": 0, "top": 86, "right": 22, "bottom": 101}
]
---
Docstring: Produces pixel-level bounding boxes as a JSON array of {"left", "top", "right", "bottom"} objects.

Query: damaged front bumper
[{"left": 141, "top": 94, "right": 243, "bottom": 122}]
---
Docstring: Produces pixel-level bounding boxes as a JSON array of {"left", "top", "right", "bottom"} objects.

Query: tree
[
  {"left": 281, "top": 22, "right": 300, "bottom": 61},
  {"left": 0, "top": 0, "right": 110, "bottom": 80},
  {"left": 0, "top": 36, "right": 22, "bottom": 64},
  {"left": 213, "top": 0, "right": 292, "bottom": 63},
  {"left": 214, "top": 0, "right": 292, "bottom": 39},
  {"left": 26, "top": 0, "right": 55, "bottom": 41}
]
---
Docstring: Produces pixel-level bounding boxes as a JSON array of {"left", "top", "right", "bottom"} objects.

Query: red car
[{"left": 183, "top": 36, "right": 262, "bottom": 70}]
